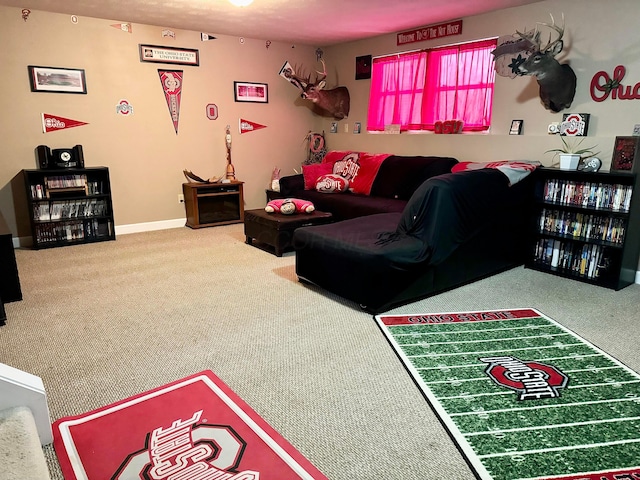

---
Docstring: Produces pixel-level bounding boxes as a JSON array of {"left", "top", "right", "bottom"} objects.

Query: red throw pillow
[
  {"left": 302, "top": 163, "right": 333, "bottom": 190},
  {"left": 315, "top": 174, "right": 349, "bottom": 193}
]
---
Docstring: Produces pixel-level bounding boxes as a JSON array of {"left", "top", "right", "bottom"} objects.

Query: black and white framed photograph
[
  {"left": 509, "top": 119, "right": 523, "bottom": 135},
  {"left": 234, "top": 81, "right": 268, "bottom": 103},
  {"left": 28, "top": 66, "right": 87, "bottom": 94}
]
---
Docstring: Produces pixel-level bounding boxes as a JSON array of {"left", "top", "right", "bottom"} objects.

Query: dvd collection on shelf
[
  {"left": 538, "top": 208, "right": 626, "bottom": 245},
  {"left": 543, "top": 178, "right": 632, "bottom": 212},
  {"left": 532, "top": 239, "right": 609, "bottom": 280},
  {"left": 32, "top": 198, "right": 108, "bottom": 221},
  {"left": 34, "top": 219, "right": 111, "bottom": 244},
  {"left": 23, "top": 167, "right": 115, "bottom": 249}
]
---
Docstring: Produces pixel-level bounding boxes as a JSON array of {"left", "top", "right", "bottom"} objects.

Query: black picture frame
[
  {"left": 509, "top": 119, "right": 523, "bottom": 135},
  {"left": 611, "top": 136, "right": 640, "bottom": 172},
  {"left": 28, "top": 66, "right": 87, "bottom": 94},
  {"left": 355, "top": 55, "right": 372, "bottom": 80},
  {"left": 233, "top": 81, "right": 268, "bottom": 103},
  {"left": 139, "top": 44, "right": 199, "bottom": 66}
]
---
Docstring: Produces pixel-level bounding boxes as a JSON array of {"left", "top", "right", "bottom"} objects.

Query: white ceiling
[{"left": 2, "top": 0, "right": 544, "bottom": 46}]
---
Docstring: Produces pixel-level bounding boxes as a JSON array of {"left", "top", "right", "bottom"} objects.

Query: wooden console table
[{"left": 182, "top": 181, "right": 244, "bottom": 228}]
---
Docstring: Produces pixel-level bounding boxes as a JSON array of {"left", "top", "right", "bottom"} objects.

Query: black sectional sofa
[
  {"left": 279, "top": 154, "right": 458, "bottom": 220},
  {"left": 279, "top": 152, "right": 535, "bottom": 313}
]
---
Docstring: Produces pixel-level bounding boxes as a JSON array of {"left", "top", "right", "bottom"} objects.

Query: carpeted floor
[{"left": 1, "top": 224, "right": 639, "bottom": 479}]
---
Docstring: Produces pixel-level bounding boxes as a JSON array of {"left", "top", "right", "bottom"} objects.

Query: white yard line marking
[
  {"left": 478, "top": 437, "right": 640, "bottom": 459},
  {"left": 464, "top": 416, "right": 640, "bottom": 436}
]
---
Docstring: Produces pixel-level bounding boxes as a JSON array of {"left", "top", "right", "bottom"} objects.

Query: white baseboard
[{"left": 115, "top": 218, "right": 186, "bottom": 236}]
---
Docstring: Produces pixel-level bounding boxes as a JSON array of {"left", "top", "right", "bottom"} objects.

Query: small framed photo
[
  {"left": 355, "top": 55, "right": 372, "bottom": 80},
  {"left": 330, "top": 122, "right": 338, "bottom": 133},
  {"left": 28, "top": 66, "right": 87, "bottom": 94},
  {"left": 611, "top": 136, "right": 640, "bottom": 172},
  {"left": 509, "top": 119, "right": 523, "bottom": 135},
  {"left": 139, "top": 44, "right": 199, "bottom": 66},
  {"left": 233, "top": 81, "right": 268, "bottom": 103},
  {"left": 354, "top": 122, "right": 361, "bottom": 134}
]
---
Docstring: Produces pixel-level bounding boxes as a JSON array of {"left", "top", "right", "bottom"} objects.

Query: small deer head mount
[
  {"left": 492, "top": 14, "right": 576, "bottom": 113},
  {"left": 279, "top": 60, "right": 350, "bottom": 119}
]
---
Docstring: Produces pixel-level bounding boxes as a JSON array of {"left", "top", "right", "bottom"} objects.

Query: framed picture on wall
[
  {"left": 509, "top": 119, "right": 523, "bottom": 135},
  {"left": 234, "top": 81, "right": 268, "bottom": 103},
  {"left": 611, "top": 136, "right": 640, "bottom": 172},
  {"left": 355, "top": 55, "right": 372, "bottom": 80},
  {"left": 28, "top": 66, "right": 87, "bottom": 94}
]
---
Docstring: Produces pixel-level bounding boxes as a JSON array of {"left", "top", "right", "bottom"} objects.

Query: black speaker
[{"left": 36, "top": 145, "right": 51, "bottom": 169}]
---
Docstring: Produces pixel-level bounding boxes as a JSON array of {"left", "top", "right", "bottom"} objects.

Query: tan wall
[
  {"left": 2, "top": 0, "right": 640, "bottom": 250},
  {"left": 0, "top": 6, "right": 319, "bottom": 238},
  {"left": 320, "top": 0, "right": 640, "bottom": 166}
]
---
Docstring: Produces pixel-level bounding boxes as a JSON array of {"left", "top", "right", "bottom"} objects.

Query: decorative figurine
[{"left": 225, "top": 125, "right": 236, "bottom": 180}]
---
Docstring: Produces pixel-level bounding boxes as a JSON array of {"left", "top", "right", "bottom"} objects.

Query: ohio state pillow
[
  {"left": 302, "top": 162, "right": 333, "bottom": 190},
  {"left": 315, "top": 174, "right": 349, "bottom": 193}
]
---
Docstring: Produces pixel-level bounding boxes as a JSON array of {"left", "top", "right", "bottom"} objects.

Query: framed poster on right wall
[{"left": 611, "top": 136, "right": 640, "bottom": 172}]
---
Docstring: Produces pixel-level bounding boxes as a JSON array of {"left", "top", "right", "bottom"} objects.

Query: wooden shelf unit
[
  {"left": 182, "top": 181, "right": 244, "bottom": 228},
  {"left": 22, "top": 167, "right": 115, "bottom": 249},
  {"left": 526, "top": 167, "right": 640, "bottom": 290}
]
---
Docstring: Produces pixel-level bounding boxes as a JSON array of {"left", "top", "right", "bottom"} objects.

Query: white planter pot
[{"left": 559, "top": 154, "right": 580, "bottom": 170}]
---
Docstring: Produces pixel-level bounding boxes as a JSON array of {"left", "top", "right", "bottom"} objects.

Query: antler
[
  {"left": 315, "top": 59, "right": 327, "bottom": 84},
  {"left": 515, "top": 13, "right": 565, "bottom": 55},
  {"left": 537, "top": 13, "right": 565, "bottom": 54}
]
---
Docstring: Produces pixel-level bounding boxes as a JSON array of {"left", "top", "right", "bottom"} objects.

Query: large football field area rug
[
  {"left": 375, "top": 308, "right": 640, "bottom": 480},
  {"left": 52, "top": 370, "right": 327, "bottom": 480}
]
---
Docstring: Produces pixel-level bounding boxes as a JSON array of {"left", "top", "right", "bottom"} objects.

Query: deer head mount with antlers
[
  {"left": 279, "top": 60, "right": 350, "bottom": 120},
  {"left": 492, "top": 14, "right": 576, "bottom": 113}
]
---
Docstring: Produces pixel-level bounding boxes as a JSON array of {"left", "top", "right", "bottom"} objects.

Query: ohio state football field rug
[
  {"left": 375, "top": 308, "right": 640, "bottom": 480},
  {"left": 52, "top": 370, "right": 328, "bottom": 480}
]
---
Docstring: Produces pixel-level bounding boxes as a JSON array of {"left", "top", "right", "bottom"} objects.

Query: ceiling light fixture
[{"left": 229, "top": 0, "right": 253, "bottom": 6}]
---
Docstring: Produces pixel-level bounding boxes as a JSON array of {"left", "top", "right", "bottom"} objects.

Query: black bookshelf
[
  {"left": 526, "top": 168, "right": 640, "bottom": 290},
  {"left": 22, "top": 167, "right": 115, "bottom": 249}
]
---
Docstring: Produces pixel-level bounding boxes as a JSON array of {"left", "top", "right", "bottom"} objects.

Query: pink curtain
[{"left": 367, "top": 39, "right": 497, "bottom": 132}]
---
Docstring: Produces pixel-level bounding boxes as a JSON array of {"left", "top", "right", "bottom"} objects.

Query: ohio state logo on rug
[
  {"left": 113, "top": 409, "right": 259, "bottom": 480},
  {"left": 480, "top": 355, "right": 569, "bottom": 401}
]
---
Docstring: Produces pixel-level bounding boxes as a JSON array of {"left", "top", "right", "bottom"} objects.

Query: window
[{"left": 367, "top": 38, "right": 497, "bottom": 132}]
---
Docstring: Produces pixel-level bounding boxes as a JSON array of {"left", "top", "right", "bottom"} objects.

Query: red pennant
[
  {"left": 110, "top": 23, "right": 132, "bottom": 33},
  {"left": 239, "top": 118, "right": 267, "bottom": 134},
  {"left": 42, "top": 113, "right": 89, "bottom": 133},
  {"left": 158, "top": 70, "right": 183, "bottom": 134}
]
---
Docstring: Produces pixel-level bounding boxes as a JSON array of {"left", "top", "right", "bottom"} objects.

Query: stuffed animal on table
[{"left": 265, "top": 198, "right": 315, "bottom": 214}]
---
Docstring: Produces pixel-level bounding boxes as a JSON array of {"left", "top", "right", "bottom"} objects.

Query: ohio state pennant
[
  {"left": 158, "top": 69, "right": 183, "bottom": 134},
  {"left": 42, "top": 113, "right": 89, "bottom": 133},
  {"left": 239, "top": 118, "right": 267, "bottom": 134}
]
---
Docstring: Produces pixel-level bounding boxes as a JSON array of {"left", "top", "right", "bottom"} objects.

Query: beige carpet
[{"left": 2, "top": 224, "right": 639, "bottom": 479}]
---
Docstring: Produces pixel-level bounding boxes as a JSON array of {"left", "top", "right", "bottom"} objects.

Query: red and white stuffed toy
[{"left": 265, "top": 198, "right": 315, "bottom": 215}]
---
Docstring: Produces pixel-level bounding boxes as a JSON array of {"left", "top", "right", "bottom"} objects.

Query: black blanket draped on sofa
[{"left": 293, "top": 168, "right": 533, "bottom": 312}]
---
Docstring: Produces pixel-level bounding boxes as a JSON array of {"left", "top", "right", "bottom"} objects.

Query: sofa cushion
[
  {"left": 321, "top": 150, "right": 392, "bottom": 195},
  {"left": 370, "top": 155, "right": 459, "bottom": 200},
  {"left": 289, "top": 189, "right": 407, "bottom": 221},
  {"left": 302, "top": 162, "right": 334, "bottom": 190}
]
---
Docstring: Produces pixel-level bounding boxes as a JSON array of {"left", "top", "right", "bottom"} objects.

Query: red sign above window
[{"left": 397, "top": 20, "right": 463, "bottom": 46}]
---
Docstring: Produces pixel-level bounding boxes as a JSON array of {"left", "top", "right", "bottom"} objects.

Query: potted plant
[{"left": 546, "top": 136, "right": 599, "bottom": 170}]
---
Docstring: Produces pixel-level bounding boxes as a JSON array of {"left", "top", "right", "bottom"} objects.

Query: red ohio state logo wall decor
[{"left": 591, "top": 65, "right": 640, "bottom": 101}]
